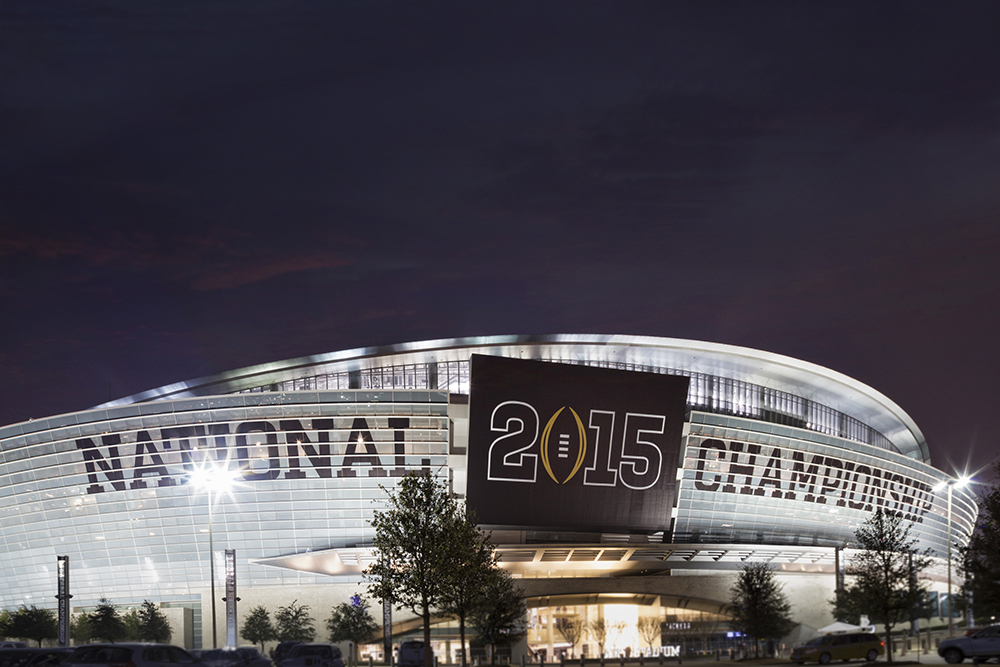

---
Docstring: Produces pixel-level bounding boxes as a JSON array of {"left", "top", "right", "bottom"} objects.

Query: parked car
[
  {"left": 275, "top": 644, "right": 343, "bottom": 667},
  {"left": 397, "top": 642, "right": 424, "bottom": 667},
  {"left": 791, "top": 632, "right": 885, "bottom": 664},
  {"left": 62, "top": 643, "right": 201, "bottom": 667},
  {"left": 199, "top": 648, "right": 271, "bottom": 667},
  {"left": 939, "top": 624, "right": 1000, "bottom": 663},
  {"left": 0, "top": 647, "right": 26, "bottom": 652},
  {"left": 271, "top": 643, "right": 301, "bottom": 664},
  {"left": 0, "top": 648, "right": 73, "bottom": 667}
]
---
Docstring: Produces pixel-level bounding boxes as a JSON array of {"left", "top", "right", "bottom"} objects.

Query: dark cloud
[{"left": 1, "top": 0, "right": 999, "bottom": 474}]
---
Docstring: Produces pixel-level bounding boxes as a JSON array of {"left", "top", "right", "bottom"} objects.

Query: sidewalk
[
  {"left": 684, "top": 654, "right": 950, "bottom": 666},
  {"left": 539, "top": 654, "right": 950, "bottom": 667}
]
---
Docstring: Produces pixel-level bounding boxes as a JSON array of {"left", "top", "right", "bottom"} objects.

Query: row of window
[{"left": 238, "top": 359, "right": 896, "bottom": 452}]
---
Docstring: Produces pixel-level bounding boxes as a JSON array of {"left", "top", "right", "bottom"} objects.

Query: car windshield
[
  {"left": 203, "top": 650, "right": 243, "bottom": 662},
  {"left": 69, "top": 648, "right": 133, "bottom": 664},
  {"left": 804, "top": 637, "right": 830, "bottom": 646},
  {"left": 0, "top": 652, "right": 34, "bottom": 667}
]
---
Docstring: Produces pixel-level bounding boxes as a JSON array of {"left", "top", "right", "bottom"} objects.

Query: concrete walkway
[{"left": 539, "top": 655, "right": 952, "bottom": 667}]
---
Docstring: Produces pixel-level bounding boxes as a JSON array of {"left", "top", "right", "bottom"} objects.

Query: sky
[{"left": 1, "top": 1, "right": 999, "bottom": 481}]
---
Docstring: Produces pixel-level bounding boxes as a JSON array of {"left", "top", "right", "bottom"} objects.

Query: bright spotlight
[
  {"left": 188, "top": 458, "right": 241, "bottom": 498},
  {"left": 188, "top": 455, "right": 241, "bottom": 650}
]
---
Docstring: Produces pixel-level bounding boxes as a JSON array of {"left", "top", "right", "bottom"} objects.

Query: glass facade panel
[
  {"left": 673, "top": 413, "right": 974, "bottom": 554},
  {"left": 0, "top": 391, "right": 448, "bottom": 616},
  {"left": 234, "top": 357, "right": 896, "bottom": 453}
]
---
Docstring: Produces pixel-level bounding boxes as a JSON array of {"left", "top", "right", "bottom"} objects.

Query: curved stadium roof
[{"left": 97, "top": 334, "right": 930, "bottom": 464}]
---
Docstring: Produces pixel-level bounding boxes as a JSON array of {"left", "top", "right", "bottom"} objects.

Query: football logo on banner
[
  {"left": 467, "top": 355, "right": 689, "bottom": 533},
  {"left": 539, "top": 406, "right": 586, "bottom": 485}
]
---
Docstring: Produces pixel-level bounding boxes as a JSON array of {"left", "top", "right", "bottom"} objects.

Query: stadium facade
[{"left": 0, "top": 335, "right": 977, "bottom": 656}]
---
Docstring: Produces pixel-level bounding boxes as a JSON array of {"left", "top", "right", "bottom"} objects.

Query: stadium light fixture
[
  {"left": 934, "top": 475, "right": 973, "bottom": 637},
  {"left": 189, "top": 458, "right": 240, "bottom": 648}
]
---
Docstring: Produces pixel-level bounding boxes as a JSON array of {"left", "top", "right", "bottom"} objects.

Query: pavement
[
  {"left": 689, "top": 655, "right": 952, "bottom": 666},
  {"left": 595, "top": 654, "right": 953, "bottom": 667}
]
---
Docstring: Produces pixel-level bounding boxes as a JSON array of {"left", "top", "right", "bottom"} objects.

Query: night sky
[{"left": 2, "top": 2, "right": 999, "bottom": 481}]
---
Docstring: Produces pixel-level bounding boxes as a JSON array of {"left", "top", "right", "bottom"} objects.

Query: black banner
[
  {"left": 466, "top": 355, "right": 689, "bottom": 532},
  {"left": 56, "top": 556, "right": 70, "bottom": 646}
]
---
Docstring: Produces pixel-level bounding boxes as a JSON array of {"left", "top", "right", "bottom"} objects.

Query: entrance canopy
[{"left": 817, "top": 622, "right": 863, "bottom": 634}]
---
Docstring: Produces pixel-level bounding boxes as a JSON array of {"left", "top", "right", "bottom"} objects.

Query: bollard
[
  {"left": 640, "top": 654, "right": 644, "bottom": 667},
  {"left": 561, "top": 657, "right": 565, "bottom": 667},
  {"left": 658, "top": 653, "right": 663, "bottom": 666},
  {"left": 521, "top": 656, "right": 526, "bottom": 667},
  {"left": 580, "top": 655, "right": 585, "bottom": 667},
  {"left": 620, "top": 656, "right": 625, "bottom": 667},
  {"left": 600, "top": 654, "right": 605, "bottom": 667},
  {"left": 370, "top": 657, "right": 374, "bottom": 667}
]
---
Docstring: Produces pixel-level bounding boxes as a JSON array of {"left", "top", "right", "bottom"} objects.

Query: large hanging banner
[
  {"left": 466, "top": 355, "right": 689, "bottom": 532},
  {"left": 57, "top": 556, "right": 70, "bottom": 646},
  {"left": 225, "top": 550, "right": 238, "bottom": 648}
]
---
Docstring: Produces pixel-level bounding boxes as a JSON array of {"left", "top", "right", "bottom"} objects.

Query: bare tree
[
  {"left": 606, "top": 621, "right": 627, "bottom": 655},
  {"left": 555, "top": 617, "right": 588, "bottom": 658},
  {"left": 637, "top": 617, "right": 662, "bottom": 651},
  {"left": 589, "top": 619, "right": 609, "bottom": 657}
]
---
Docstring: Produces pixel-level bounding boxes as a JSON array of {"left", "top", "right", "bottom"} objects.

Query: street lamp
[
  {"left": 934, "top": 476, "right": 970, "bottom": 638},
  {"left": 190, "top": 459, "right": 240, "bottom": 649}
]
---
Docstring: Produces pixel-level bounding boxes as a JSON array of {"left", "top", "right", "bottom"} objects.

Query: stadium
[{"left": 0, "top": 335, "right": 977, "bottom": 658}]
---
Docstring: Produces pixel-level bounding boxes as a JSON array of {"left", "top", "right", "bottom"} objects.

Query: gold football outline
[{"left": 540, "top": 406, "right": 588, "bottom": 484}]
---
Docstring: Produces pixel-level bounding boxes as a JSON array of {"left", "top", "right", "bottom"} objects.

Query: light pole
[
  {"left": 190, "top": 459, "right": 239, "bottom": 649},
  {"left": 934, "top": 476, "right": 970, "bottom": 638}
]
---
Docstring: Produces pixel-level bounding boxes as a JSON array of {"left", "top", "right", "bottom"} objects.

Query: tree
[
  {"left": 137, "top": 600, "right": 172, "bottom": 643},
  {"left": 327, "top": 594, "right": 380, "bottom": 662},
  {"left": 89, "top": 598, "right": 127, "bottom": 643},
  {"left": 122, "top": 608, "right": 141, "bottom": 641},
  {"left": 606, "top": 621, "right": 627, "bottom": 655},
  {"left": 964, "top": 460, "right": 1000, "bottom": 622},
  {"left": 588, "top": 619, "right": 609, "bottom": 658},
  {"left": 833, "top": 508, "right": 931, "bottom": 663},
  {"left": 71, "top": 612, "right": 92, "bottom": 644},
  {"left": 7, "top": 606, "right": 57, "bottom": 646},
  {"left": 554, "top": 617, "right": 588, "bottom": 657},
  {"left": 730, "top": 561, "right": 795, "bottom": 658},
  {"left": 470, "top": 568, "right": 526, "bottom": 663},
  {"left": 241, "top": 605, "right": 276, "bottom": 653},
  {"left": 366, "top": 472, "right": 463, "bottom": 667},
  {"left": 275, "top": 600, "right": 316, "bottom": 642},
  {"left": 637, "top": 616, "right": 662, "bottom": 651},
  {"left": 438, "top": 507, "right": 497, "bottom": 667}
]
